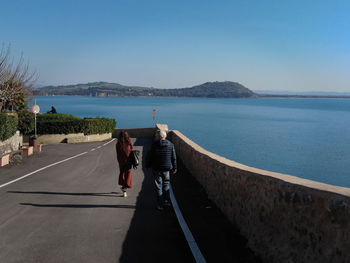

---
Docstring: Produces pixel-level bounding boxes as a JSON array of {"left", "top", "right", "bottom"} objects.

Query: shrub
[
  {"left": 0, "top": 114, "right": 18, "bottom": 141},
  {"left": 37, "top": 119, "right": 85, "bottom": 135},
  {"left": 83, "top": 118, "right": 116, "bottom": 135},
  {"left": 17, "top": 113, "right": 80, "bottom": 136},
  {"left": 18, "top": 111, "right": 35, "bottom": 135},
  {"left": 37, "top": 113, "right": 80, "bottom": 122},
  {"left": 37, "top": 115, "right": 116, "bottom": 135}
]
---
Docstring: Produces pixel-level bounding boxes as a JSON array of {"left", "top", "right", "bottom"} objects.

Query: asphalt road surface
[{"left": 0, "top": 138, "right": 193, "bottom": 263}]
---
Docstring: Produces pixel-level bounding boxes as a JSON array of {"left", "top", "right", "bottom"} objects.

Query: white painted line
[
  {"left": 103, "top": 138, "right": 116, "bottom": 146},
  {"left": 97, "top": 146, "right": 102, "bottom": 149},
  {"left": 170, "top": 185, "right": 206, "bottom": 263},
  {"left": 0, "top": 138, "right": 116, "bottom": 189},
  {"left": 0, "top": 151, "right": 88, "bottom": 189}
]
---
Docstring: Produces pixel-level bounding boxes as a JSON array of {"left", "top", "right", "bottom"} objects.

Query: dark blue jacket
[{"left": 149, "top": 139, "right": 177, "bottom": 171}]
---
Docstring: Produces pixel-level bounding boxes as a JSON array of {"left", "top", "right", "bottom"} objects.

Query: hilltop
[{"left": 34, "top": 81, "right": 258, "bottom": 98}]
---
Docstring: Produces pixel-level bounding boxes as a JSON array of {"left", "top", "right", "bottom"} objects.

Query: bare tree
[
  {"left": 0, "top": 45, "right": 10, "bottom": 89},
  {"left": 0, "top": 44, "right": 37, "bottom": 112}
]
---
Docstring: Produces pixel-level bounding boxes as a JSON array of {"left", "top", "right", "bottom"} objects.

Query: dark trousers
[{"left": 152, "top": 170, "right": 170, "bottom": 206}]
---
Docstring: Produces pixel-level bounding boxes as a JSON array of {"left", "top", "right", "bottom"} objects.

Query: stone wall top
[
  {"left": 113, "top": 127, "right": 155, "bottom": 139},
  {"left": 170, "top": 129, "right": 350, "bottom": 197},
  {"left": 169, "top": 129, "right": 350, "bottom": 262},
  {"left": 36, "top": 133, "right": 112, "bottom": 144}
]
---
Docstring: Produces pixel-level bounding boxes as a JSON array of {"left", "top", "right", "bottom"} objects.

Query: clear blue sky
[{"left": 1, "top": 0, "right": 350, "bottom": 91}]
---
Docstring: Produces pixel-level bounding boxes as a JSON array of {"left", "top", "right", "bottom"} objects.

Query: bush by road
[{"left": 0, "top": 114, "right": 18, "bottom": 141}]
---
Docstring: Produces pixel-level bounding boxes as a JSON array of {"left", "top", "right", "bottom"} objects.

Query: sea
[{"left": 31, "top": 96, "right": 350, "bottom": 188}]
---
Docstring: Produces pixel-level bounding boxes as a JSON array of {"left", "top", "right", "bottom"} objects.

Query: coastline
[
  {"left": 28, "top": 96, "right": 350, "bottom": 188},
  {"left": 33, "top": 94, "right": 350, "bottom": 99}
]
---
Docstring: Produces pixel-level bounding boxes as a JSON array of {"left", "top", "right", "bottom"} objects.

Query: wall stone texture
[
  {"left": 0, "top": 131, "right": 23, "bottom": 155},
  {"left": 36, "top": 133, "right": 112, "bottom": 144},
  {"left": 168, "top": 130, "right": 350, "bottom": 263},
  {"left": 113, "top": 128, "right": 155, "bottom": 139}
]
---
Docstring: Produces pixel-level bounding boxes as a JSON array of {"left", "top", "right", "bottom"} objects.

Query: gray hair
[{"left": 156, "top": 129, "right": 167, "bottom": 139}]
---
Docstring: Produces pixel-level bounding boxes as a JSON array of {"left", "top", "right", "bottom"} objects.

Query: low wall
[
  {"left": 0, "top": 131, "right": 23, "bottom": 155},
  {"left": 169, "top": 130, "right": 350, "bottom": 263},
  {"left": 113, "top": 128, "right": 155, "bottom": 138},
  {"left": 37, "top": 133, "right": 112, "bottom": 144}
]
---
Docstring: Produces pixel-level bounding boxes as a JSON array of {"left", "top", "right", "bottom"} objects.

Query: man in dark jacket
[{"left": 148, "top": 129, "right": 177, "bottom": 210}]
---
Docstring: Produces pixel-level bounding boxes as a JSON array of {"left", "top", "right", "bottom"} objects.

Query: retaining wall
[
  {"left": 36, "top": 133, "right": 112, "bottom": 144},
  {"left": 113, "top": 128, "right": 155, "bottom": 138},
  {"left": 168, "top": 130, "right": 350, "bottom": 263},
  {"left": 37, "top": 126, "right": 162, "bottom": 145},
  {"left": 0, "top": 131, "right": 23, "bottom": 155}
]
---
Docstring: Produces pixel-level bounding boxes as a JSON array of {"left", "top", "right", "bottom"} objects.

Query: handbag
[{"left": 128, "top": 150, "right": 140, "bottom": 169}]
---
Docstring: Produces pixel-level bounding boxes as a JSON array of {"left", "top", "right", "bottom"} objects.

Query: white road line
[
  {"left": 170, "top": 185, "right": 206, "bottom": 263},
  {"left": 0, "top": 151, "right": 88, "bottom": 189},
  {"left": 0, "top": 138, "right": 116, "bottom": 189},
  {"left": 103, "top": 138, "right": 116, "bottom": 146},
  {"left": 97, "top": 146, "right": 102, "bottom": 149}
]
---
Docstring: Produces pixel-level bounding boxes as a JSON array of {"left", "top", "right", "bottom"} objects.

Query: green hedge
[
  {"left": 1, "top": 112, "right": 116, "bottom": 138},
  {"left": 0, "top": 114, "right": 18, "bottom": 141},
  {"left": 37, "top": 116, "right": 116, "bottom": 135},
  {"left": 83, "top": 118, "right": 117, "bottom": 135},
  {"left": 18, "top": 111, "right": 35, "bottom": 135},
  {"left": 37, "top": 113, "right": 80, "bottom": 122}
]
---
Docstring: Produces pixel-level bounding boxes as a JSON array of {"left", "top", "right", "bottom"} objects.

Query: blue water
[{"left": 31, "top": 96, "right": 350, "bottom": 188}]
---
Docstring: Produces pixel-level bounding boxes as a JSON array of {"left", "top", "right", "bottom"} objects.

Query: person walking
[
  {"left": 148, "top": 129, "right": 177, "bottom": 210},
  {"left": 116, "top": 131, "right": 133, "bottom": 197}
]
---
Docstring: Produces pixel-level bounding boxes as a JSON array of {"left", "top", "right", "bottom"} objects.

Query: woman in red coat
[{"left": 116, "top": 131, "right": 133, "bottom": 197}]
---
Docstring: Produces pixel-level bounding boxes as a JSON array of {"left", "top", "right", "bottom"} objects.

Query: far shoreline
[{"left": 33, "top": 94, "right": 350, "bottom": 99}]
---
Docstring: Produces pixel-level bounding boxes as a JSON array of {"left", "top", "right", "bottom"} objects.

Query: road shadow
[
  {"left": 20, "top": 203, "right": 135, "bottom": 209},
  {"left": 8, "top": 191, "right": 120, "bottom": 197},
  {"left": 119, "top": 137, "right": 194, "bottom": 263},
  {"left": 172, "top": 159, "right": 262, "bottom": 262}
]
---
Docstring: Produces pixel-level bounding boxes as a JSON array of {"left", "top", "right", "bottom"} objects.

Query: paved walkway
[{"left": 0, "top": 138, "right": 193, "bottom": 263}]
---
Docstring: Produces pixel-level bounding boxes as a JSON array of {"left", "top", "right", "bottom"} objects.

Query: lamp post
[
  {"left": 31, "top": 99, "right": 40, "bottom": 142},
  {"left": 152, "top": 108, "right": 156, "bottom": 127}
]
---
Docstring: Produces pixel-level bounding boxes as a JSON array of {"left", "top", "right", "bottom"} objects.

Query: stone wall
[
  {"left": 168, "top": 130, "right": 350, "bottom": 263},
  {"left": 113, "top": 128, "right": 155, "bottom": 139},
  {"left": 36, "top": 133, "right": 112, "bottom": 144},
  {"left": 113, "top": 124, "right": 169, "bottom": 139},
  {"left": 0, "top": 131, "right": 23, "bottom": 155}
]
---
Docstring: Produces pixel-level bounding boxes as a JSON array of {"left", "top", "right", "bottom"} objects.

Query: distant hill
[
  {"left": 34, "top": 81, "right": 258, "bottom": 98},
  {"left": 34, "top": 82, "right": 151, "bottom": 97}
]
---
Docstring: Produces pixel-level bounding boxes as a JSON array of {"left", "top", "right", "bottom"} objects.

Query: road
[{"left": 0, "top": 138, "right": 193, "bottom": 263}]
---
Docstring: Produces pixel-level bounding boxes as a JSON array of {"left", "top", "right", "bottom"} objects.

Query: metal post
[
  {"left": 35, "top": 113, "right": 37, "bottom": 138},
  {"left": 152, "top": 108, "right": 156, "bottom": 127},
  {"left": 34, "top": 98, "right": 37, "bottom": 137}
]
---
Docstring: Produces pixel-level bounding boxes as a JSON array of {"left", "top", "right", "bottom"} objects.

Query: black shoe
[{"left": 156, "top": 205, "right": 164, "bottom": 211}]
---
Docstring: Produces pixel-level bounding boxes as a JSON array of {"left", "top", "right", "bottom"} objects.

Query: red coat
[{"left": 116, "top": 141, "right": 133, "bottom": 188}]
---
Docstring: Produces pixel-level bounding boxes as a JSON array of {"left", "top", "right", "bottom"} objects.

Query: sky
[{"left": 1, "top": 0, "right": 350, "bottom": 91}]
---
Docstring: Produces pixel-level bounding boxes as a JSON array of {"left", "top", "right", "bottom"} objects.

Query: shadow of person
[
  {"left": 8, "top": 191, "right": 120, "bottom": 197},
  {"left": 20, "top": 203, "right": 136, "bottom": 209},
  {"left": 119, "top": 137, "right": 194, "bottom": 263}
]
